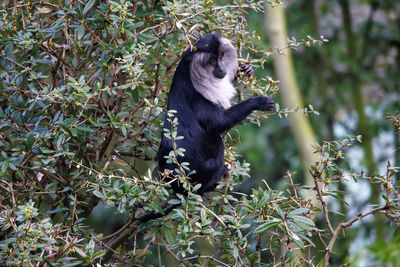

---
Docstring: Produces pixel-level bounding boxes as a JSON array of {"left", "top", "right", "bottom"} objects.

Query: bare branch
[{"left": 323, "top": 205, "right": 388, "bottom": 267}]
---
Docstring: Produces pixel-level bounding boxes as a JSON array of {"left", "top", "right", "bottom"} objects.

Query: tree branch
[
  {"left": 323, "top": 205, "right": 388, "bottom": 267},
  {"left": 313, "top": 172, "right": 334, "bottom": 234}
]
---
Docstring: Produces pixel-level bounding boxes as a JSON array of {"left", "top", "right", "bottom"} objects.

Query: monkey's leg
[{"left": 201, "top": 165, "right": 228, "bottom": 193}]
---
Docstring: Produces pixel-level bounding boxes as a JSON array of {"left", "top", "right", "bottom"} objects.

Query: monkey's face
[
  {"left": 191, "top": 33, "right": 238, "bottom": 82},
  {"left": 209, "top": 53, "right": 226, "bottom": 79},
  {"left": 188, "top": 33, "right": 238, "bottom": 109}
]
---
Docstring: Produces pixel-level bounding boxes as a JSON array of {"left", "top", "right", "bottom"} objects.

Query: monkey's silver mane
[{"left": 190, "top": 37, "right": 238, "bottom": 109}]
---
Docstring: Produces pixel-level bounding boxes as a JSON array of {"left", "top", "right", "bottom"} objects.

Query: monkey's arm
[{"left": 201, "top": 96, "right": 274, "bottom": 135}]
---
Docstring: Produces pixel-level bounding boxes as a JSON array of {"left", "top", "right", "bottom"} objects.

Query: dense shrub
[{"left": 0, "top": 1, "right": 398, "bottom": 266}]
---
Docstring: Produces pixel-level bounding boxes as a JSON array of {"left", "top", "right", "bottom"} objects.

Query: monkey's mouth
[{"left": 213, "top": 69, "right": 227, "bottom": 79}]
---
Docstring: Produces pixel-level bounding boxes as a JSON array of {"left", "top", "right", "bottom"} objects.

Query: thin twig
[
  {"left": 157, "top": 238, "right": 162, "bottom": 267},
  {"left": 183, "top": 255, "right": 231, "bottom": 267},
  {"left": 40, "top": 45, "right": 74, "bottom": 70},
  {"left": 323, "top": 205, "right": 388, "bottom": 267},
  {"left": 313, "top": 172, "right": 334, "bottom": 234},
  {"left": 198, "top": 202, "right": 227, "bottom": 228},
  {"left": 161, "top": 238, "right": 184, "bottom": 265},
  {"left": 256, "top": 234, "right": 261, "bottom": 263}
]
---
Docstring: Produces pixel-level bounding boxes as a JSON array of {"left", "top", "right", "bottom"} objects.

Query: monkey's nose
[{"left": 213, "top": 69, "right": 227, "bottom": 79}]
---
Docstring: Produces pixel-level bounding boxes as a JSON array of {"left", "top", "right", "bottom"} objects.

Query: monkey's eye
[
  {"left": 208, "top": 56, "right": 217, "bottom": 65},
  {"left": 219, "top": 52, "right": 224, "bottom": 59}
]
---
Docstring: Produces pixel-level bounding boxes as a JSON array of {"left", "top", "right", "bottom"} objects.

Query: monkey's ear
[
  {"left": 194, "top": 41, "right": 210, "bottom": 52},
  {"left": 181, "top": 49, "right": 194, "bottom": 63},
  {"left": 194, "top": 32, "right": 220, "bottom": 52}
]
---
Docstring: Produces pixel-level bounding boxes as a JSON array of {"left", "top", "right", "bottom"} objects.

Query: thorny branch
[
  {"left": 310, "top": 141, "right": 399, "bottom": 267},
  {"left": 323, "top": 205, "right": 388, "bottom": 267}
]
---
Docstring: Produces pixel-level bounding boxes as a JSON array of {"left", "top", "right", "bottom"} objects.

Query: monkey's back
[{"left": 157, "top": 60, "right": 226, "bottom": 193}]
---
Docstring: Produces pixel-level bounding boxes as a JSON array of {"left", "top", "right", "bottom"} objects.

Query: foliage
[{"left": 0, "top": 0, "right": 399, "bottom": 266}]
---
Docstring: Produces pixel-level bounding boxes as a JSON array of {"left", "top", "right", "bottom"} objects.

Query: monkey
[
  {"left": 101, "top": 34, "right": 275, "bottom": 254},
  {"left": 157, "top": 32, "right": 275, "bottom": 195}
]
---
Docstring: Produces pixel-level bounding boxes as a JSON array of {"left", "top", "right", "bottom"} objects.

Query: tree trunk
[
  {"left": 264, "top": 4, "right": 318, "bottom": 201},
  {"left": 338, "top": 0, "right": 384, "bottom": 241}
]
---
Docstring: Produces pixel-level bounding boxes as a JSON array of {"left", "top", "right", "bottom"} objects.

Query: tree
[
  {"left": 265, "top": 3, "right": 319, "bottom": 204},
  {"left": 0, "top": 1, "right": 398, "bottom": 266}
]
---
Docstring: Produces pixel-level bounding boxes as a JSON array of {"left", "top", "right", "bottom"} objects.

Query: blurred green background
[{"left": 238, "top": 1, "right": 400, "bottom": 265}]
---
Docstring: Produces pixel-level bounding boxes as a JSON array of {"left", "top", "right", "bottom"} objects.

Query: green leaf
[
  {"left": 75, "top": 246, "right": 87, "bottom": 257},
  {"left": 83, "top": 0, "right": 96, "bottom": 15},
  {"left": 77, "top": 125, "right": 95, "bottom": 132},
  {"left": 48, "top": 207, "right": 70, "bottom": 214},
  {"left": 77, "top": 25, "right": 85, "bottom": 40},
  {"left": 92, "top": 190, "right": 104, "bottom": 199},
  {"left": 288, "top": 208, "right": 309, "bottom": 216},
  {"left": 200, "top": 208, "right": 207, "bottom": 222},
  {"left": 323, "top": 191, "right": 349, "bottom": 206},
  {"left": 168, "top": 198, "right": 181, "bottom": 205},
  {"left": 289, "top": 215, "right": 315, "bottom": 227},
  {"left": 291, "top": 232, "right": 305, "bottom": 249},
  {"left": 254, "top": 218, "right": 281, "bottom": 234}
]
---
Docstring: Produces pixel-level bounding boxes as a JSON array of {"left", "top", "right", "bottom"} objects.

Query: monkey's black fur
[{"left": 158, "top": 33, "right": 274, "bottom": 194}]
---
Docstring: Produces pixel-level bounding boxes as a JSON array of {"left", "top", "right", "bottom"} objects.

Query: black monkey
[{"left": 158, "top": 32, "right": 274, "bottom": 194}]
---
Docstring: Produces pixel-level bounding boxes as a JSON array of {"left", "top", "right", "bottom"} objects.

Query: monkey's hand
[
  {"left": 255, "top": 96, "right": 275, "bottom": 111},
  {"left": 239, "top": 63, "right": 253, "bottom": 77}
]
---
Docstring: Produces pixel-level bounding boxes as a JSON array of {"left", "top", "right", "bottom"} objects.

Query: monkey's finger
[
  {"left": 267, "top": 100, "right": 275, "bottom": 110},
  {"left": 240, "top": 64, "right": 253, "bottom": 77},
  {"left": 245, "top": 68, "right": 253, "bottom": 76}
]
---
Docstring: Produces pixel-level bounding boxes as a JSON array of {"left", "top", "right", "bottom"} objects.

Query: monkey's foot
[{"left": 223, "top": 163, "right": 232, "bottom": 179}]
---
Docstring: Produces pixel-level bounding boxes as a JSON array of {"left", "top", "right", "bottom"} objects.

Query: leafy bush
[{"left": 0, "top": 1, "right": 399, "bottom": 266}]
